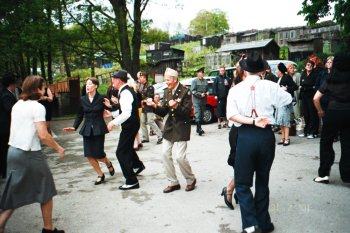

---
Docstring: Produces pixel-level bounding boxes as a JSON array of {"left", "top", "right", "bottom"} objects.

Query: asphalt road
[{"left": 1, "top": 118, "right": 349, "bottom": 233}]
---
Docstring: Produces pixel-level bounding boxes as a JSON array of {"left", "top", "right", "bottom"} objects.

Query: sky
[{"left": 143, "top": 0, "right": 333, "bottom": 35}]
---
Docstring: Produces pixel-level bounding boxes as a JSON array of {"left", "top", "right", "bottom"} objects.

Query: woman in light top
[{"left": 0, "top": 75, "right": 65, "bottom": 233}]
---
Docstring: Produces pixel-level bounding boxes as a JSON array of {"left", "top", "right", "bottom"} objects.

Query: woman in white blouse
[{"left": 0, "top": 75, "right": 65, "bottom": 233}]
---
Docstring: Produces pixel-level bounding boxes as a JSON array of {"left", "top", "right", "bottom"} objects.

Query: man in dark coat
[
  {"left": 0, "top": 73, "right": 18, "bottom": 178},
  {"left": 146, "top": 68, "right": 196, "bottom": 193}
]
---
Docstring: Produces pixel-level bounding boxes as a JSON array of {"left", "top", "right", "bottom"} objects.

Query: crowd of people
[{"left": 0, "top": 51, "right": 349, "bottom": 233}]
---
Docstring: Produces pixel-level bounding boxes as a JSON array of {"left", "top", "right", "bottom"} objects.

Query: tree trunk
[
  {"left": 58, "top": 0, "right": 71, "bottom": 78},
  {"left": 39, "top": 49, "right": 46, "bottom": 79},
  {"left": 47, "top": 0, "right": 53, "bottom": 83},
  {"left": 131, "top": 0, "right": 142, "bottom": 79}
]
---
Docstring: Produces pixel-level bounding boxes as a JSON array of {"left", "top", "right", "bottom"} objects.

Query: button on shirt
[
  {"left": 227, "top": 75, "right": 292, "bottom": 127},
  {"left": 111, "top": 84, "right": 133, "bottom": 125}
]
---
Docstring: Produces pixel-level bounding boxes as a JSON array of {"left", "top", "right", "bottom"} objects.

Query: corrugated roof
[{"left": 216, "top": 39, "right": 274, "bottom": 53}]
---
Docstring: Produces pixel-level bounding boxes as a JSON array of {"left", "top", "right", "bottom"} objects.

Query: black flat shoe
[
  {"left": 42, "top": 228, "right": 65, "bottom": 233},
  {"left": 283, "top": 139, "right": 290, "bottom": 146},
  {"left": 221, "top": 187, "right": 234, "bottom": 210},
  {"left": 107, "top": 162, "right": 115, "bottom": 176},
  {"left": 277, "top": 138, "right": 284, "bottom": 145},
  {"left": 234, "top": 193, "right": 239, "bottom": 204},
  {"left": 94, "top": 174, "right": 105, "bottom": 185}
]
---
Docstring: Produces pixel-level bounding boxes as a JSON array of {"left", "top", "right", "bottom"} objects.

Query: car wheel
[{"left": 202, "top": 106, "right": 214, "bottom": 124}]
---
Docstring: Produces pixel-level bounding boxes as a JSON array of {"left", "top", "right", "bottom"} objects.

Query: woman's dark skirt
[
  {"left": 83, "top": 135, "right": 106, "bottom": 158},
  {"left": 0, "top": 146, "right": 57, "bottom": 210}
]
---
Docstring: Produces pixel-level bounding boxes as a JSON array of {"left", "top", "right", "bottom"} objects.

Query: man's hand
[
  {"left": 107, "top": 121, "right": 115, "bottom": 132},
  {"left": 103, "top": 98, "right": 112, "bottom": 108},
  {"left": 169, "top": 99, "right": 179, "bottom": 109},
  {"left": 255, "top": 116, "right": 271, "bottom": 128},
  {"left": 145, "top": 98, "right": 156, "bottom": 108}
]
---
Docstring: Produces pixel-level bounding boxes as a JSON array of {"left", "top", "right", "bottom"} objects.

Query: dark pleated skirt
[
  {"left": 83, "top": 135, "right": 106, "bottom": 159},
  {"left": 0, "top": 146, "right": 57, "bottom": 210}
]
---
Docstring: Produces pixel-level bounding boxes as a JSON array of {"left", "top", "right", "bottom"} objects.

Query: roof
[{"left": 216, "top": 39, "right": 276, "bottom": 53}]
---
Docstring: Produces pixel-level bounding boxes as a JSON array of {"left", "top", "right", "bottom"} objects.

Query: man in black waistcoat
[{"left": 105, "top": 70, "right": 145, "bottom": 190}]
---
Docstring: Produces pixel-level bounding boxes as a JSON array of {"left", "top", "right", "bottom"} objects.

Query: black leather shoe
[
  {"left": 141, "top": 140, "right": 149, "bottom": 143},
  {"left": 107, "top": 162, "right": 115, "bottom": 176},
  {"left": 262, "top": 223, "right": 275, "bottom": 233},
  {"left": 221, "top": 187, "right": 234, "bottom": 210},
  {"left": 134, "top": 164, "right": 145, "bottom": 175},
  {"left": 242, "top": 225, "right": 262, "bottom": 233},
  {"left": 42, "top": 228, "right": 65, "bottom": 233},
  {"left": 119, "top": 182, "right": 139, "bottom": 190},
  {"left": 94, "top": 174, "right": 105, "bottom": 185}
]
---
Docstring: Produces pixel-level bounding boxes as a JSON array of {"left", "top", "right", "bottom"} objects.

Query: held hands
[
  {"left": 63, "top": 127, "right": 75, "bottom": 132},
  {"left": 168, "top": 99, "right": 179, "bottom": 109},
  {"left": 254, "top": 117, "right": 271, "bottom": 128}
]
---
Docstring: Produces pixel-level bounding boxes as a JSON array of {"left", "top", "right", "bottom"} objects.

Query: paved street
[{"left": 1, "top": 118, "right": 349, "bottom": 233}]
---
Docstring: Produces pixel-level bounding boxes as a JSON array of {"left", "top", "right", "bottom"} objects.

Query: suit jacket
[
  {"left": 140, "top": 82, "right": 155, "bottom": 113},
  {"left": 154, "top": 83, "right": 192, "bottom": 142},
  {"left": 279, "top": 74, "right": 298, "bottom": 97},
  {"left": 0, "top": 89, "right": 17, "bottom": 135},
  {"left": 73, "top": 92, "right": 109, "bottom": 137}
]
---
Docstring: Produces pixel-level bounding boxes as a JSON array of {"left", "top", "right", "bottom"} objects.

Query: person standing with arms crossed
[
  {"left": 191, "top": 67, "right": 208, "bottom": 136},
  {"left": 214, "top": 66, "right": 231, "bottom": 129},
  {"left": 146, "top": 68, "right": 196, "bottom": 193},
  {"left": 227, "top": 52, "right": 292, "bottom": 233}
]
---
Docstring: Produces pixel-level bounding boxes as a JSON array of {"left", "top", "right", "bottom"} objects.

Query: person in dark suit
[
  {"left": 104, "top": 70, "right": 145, "bottom": 190},
  {"left": 0, "top": 73, "right": 18, "bottom": 179},
  {"left": 63, "top": 77, "right": 114, "bottom": 185},
  {"left": 146, "top": 68, "right": 196, "bottom": 193}
]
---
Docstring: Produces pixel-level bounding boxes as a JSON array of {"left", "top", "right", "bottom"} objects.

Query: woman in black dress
[{"left": 63, "top": 77, "right": 114, "bottom": 185}]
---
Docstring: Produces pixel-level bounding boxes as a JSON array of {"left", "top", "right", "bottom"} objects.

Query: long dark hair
[{"left": 20, "top": 75, "right": 45, "bottom": 101}]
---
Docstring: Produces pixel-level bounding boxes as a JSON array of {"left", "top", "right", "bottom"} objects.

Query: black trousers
[
  {"left": 318, "top": 108, "right": 350, "bottom": 182},
  {"left": 0, "top": 134, "right": 10, "bottom": 178},
  {"left": 301, "top": 97, "right": 319, "bottom": 135},
  {"left": 116, "top": 124, "right": 144, "bottom": 185},
  {"left": 235, "top": 125, "right": 275, "bottom": 231},
  {"left": 227, "top": 125, "right": 238, "bottom": 167}
]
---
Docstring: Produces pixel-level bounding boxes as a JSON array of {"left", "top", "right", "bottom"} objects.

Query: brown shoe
[
  {"left": 185, "top": 179, "right": 196, "bottom": 192},
  {"left": 163, "top": 184, "right": 181, "bottom": 193}
]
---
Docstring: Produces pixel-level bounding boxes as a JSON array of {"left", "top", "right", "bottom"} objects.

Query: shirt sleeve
[
  {"left": 33, "top": 102, "right": 46, "bottom": 122},
  {"left": 111, "top": 89, "right": 133, "bottom": 125}
]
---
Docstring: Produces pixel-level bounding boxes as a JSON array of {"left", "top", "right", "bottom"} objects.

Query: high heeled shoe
[
  {"left": 277, "top": 138, "right": 285, "bottom": 145},
  {"left": 221, "top": 187, "right": 234, "bottom": 210},
  {"left": 94, "top": 174, "right": 105, "bottom": 185},
  {"left": 283, "top": 138, "right": 290, "bottom": 146},
  {"left": 233, "top": 193, "right": 239, "bottom": 204},
  {"left": 107, "top": 162, "right": 115, "bottom": 176}
]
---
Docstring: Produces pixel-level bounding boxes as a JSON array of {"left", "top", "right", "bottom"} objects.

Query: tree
[
  {"left": 142, "top": 28, "right": 169, "bottom": 44},
  {"left": 188, "top": 9, "right": 229, "bottom": 36},
  {"left": 299, "top": 0, "right": 350, "bottom": 41}
]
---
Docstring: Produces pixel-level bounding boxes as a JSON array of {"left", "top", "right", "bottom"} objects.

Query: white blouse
[{"left": 9, "top": 100, "right": 46, "bottom": 151}]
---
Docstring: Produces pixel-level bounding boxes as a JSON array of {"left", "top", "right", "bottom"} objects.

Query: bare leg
[
  {"left": 87, "top": 157, "right": 103, "bottom": 176},
  {"left": 281, "top": 126, "right": 286, "bottom": 141},
  {"left": 0, "top": 209, "right": 14, "bottom": 233},
  {"left": 96, "top": 157, "right": 113, "bottom": 172},
  {"left": 226, "top": 178, "right": 235, "bottom": 203},
  {"left": 41, "top": 199, "right": 54, "bottom": 231},
  {"left": 285, "top": 127, "right": 290, "bottom": 140}
]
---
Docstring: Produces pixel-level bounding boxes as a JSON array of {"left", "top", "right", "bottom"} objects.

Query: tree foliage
[
  {"left": 142, "top": 28, "right": 169, "bottom": 44},
  {"left": 188, "top": 9, "right": 229, "bottom": 36},
  {"left": 299, "top": 0, "right": 350, "bottom": 36}
]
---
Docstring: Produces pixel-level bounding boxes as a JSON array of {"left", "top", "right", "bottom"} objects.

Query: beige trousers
[
  {"left": 141, "top": 112, "right": 162, "bottom": 140},
  {"left": 162, "top": 139, "right": 196, "bottom": 186}
]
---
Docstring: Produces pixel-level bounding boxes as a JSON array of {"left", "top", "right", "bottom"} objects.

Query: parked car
[
  {"left": 267, "top": 60, "right": 298, "bottom": 75},
  {"left": 208, "top": 66, "right": 236, "bottom": 78}
]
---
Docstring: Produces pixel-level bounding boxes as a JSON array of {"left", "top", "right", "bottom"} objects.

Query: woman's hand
[
  {"left": 63, "top": 127, "right": 75, "bottom": 132},
  {"left": 103, "top": 98, "right": 112, "bottom": 108},
  {"left": 57, "top": 146, "right": 65, "bottom": 158},
  {"left": 255, "top": 117, "right": 271, "bottom": 128}
]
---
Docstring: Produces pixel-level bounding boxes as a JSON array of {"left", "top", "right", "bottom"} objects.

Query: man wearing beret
[
  {"left": 146, "top": 68, "right": 196, "bottom": 193},
  {"left": 105, "top": 70, "right": 145, "bottom": 190},
  {"left": 227, "top": 52, "right": 292, "bottom": 233},
  {"left": 0, "top": 73, "right": 18, "bottom": 179},
  {"left": 191, "top": 67, "right": 208, "bottom": 136}
]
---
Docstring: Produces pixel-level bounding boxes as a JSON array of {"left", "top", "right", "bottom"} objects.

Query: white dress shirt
[
  {"left": 227, "top": 75, "right": 292, "bottom": 127},
  {"left": 111, "top": 84, "right": 133, "bottom": 126}
]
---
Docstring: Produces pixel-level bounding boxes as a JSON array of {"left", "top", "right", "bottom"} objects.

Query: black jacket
[
  {"left": 279, "top": 74, "right": 298, "bottom": 97},
  {"left": 73, "top": 92, "right": 109, "bottom": 136},
  {"left": 300, "top": 70, "right": 318, "bottom": 99},
  {"left": 0, "top": 89, "right": 17, "bottom": 135}
]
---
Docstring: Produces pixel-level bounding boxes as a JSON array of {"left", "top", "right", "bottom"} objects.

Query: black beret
[{"left": 278, "top": 63, "right": 287, "bottom": 73}]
